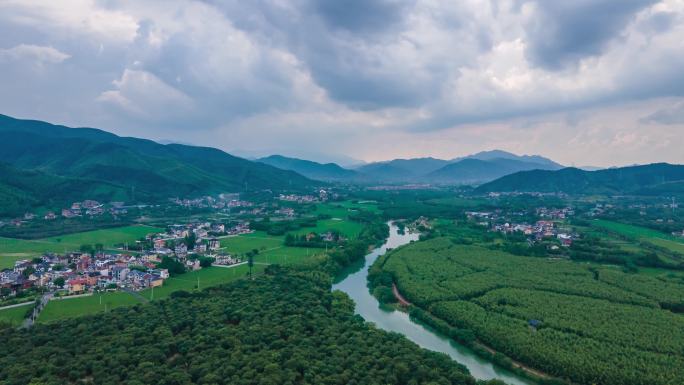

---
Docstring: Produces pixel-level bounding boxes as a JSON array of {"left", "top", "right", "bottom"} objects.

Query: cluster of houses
[
  {"left": 466, "top": 207, "right": 578, "bottom": 247},
  {"left": 170, "top": 193, "right": 256, "bottom": 210},
  {"left": 2, "top": 253, "right": 170, "bottom": 296},
  {"left": 536, "top": 207, "right": 575, "bottom": 220},
  {"left": 278, "top": 189, "right": 332, "bottom": 204},
  {"left": 152, "top": 221, "right": 250, "bottom": 252},
  {"left": 491, "top": 220, "right": 578, "bottom": 247},
  {"left": 0, "top": 201, "right": 130, "bottom": 228}
]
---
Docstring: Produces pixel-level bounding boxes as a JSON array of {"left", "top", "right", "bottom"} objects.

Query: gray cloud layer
[{"left": 0, "top": 0, "right": 683, "bottom": 166}]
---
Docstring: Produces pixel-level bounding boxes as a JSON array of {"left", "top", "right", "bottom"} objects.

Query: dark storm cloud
[
  {"left": 523, "top": 0, "right": 657, "bottom": 69},
  {"left": 311, "top": 0, "right": 413, "bottom": 33}
]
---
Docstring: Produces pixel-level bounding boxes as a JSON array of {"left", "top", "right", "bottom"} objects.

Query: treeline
[{"left": 0, "top": 271, "right": 480, "bottom": 385}]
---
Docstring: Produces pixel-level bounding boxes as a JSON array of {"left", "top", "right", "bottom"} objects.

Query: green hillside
[
  {"left": 0, "top": 162, "right": 133, "bottom": 217},
  {"left": 0, "top": 114, "right": 319, "bottom": 211},
  {"left": 477, "top": 163, "right": 684, "bottom": 195}
]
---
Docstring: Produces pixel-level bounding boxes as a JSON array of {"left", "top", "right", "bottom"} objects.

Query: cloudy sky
[{"left": 1, "top": 0, "right": 683, "bottom": 167}]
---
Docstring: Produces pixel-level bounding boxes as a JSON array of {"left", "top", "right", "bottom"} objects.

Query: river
[{"left": 332, "top": 222, "right": 534, "bottom": 385}]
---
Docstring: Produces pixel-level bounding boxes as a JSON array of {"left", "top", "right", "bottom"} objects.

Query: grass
[
  {"left": 0, "top": 303, "right": 31, "bottom": 326},
  {"left": 37, "top": 266, "right": 265, "bottom": 322},
  {"left": 138, "top": 265, "right": 264, "bottom": 301},
  {"left": 220, "top": 232, "right": 283, "bottom": 254},
  {"left": 39, "top": 292, "right": 142, "bottom": 323},
  {"left": 0, "top": 225, "right": 163, "bottom": 268},
  {"left": 592, "top": 219, "right": 684, "bottom": 254},
  {"left": 294, "top": 219, "right": 364, "bottom": 238}
]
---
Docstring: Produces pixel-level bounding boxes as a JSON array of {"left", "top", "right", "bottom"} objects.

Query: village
[
  {"left": 0, "top": 219, "right": 252, "bottom": 299},
  {"left": 467, "top": 206, "right": 579, "bottom": 247}
]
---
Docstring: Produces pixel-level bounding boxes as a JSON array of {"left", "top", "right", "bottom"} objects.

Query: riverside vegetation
[{"left": 370, "top": 236, "right": 684, "bottom": 385}]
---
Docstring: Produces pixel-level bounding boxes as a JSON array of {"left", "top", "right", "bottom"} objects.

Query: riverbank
[
  {"left": 333, "top": 222, "right": 534, "bottom": 385},
  {"left": 391, "top": 283, "right": 551, "bottom": 382}
]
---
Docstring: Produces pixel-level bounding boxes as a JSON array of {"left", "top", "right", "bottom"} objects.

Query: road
[{"left": 21, "top": 292, "right": 52, "bottom": 329}]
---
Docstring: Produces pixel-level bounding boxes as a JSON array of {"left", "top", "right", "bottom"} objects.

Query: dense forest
[
  {"left": 375, "top": 237, "right": 684, "bottom": 385},
  {"left": 0, "top": 269, "right": 480, "bottom": 385}
]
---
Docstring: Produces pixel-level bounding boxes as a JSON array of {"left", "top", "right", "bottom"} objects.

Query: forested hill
[
  {"left": 0, "top": 162, "right": 135, "bottom": 217},
  {"left": 0, "top": 114, "right": 318, "bottom": 206},
  {"left": 257, "top": 154, "right": 363, "bottom": 182},
  {"left": 476, "top": 163, "right": 684, "bottom": 195},
  {"left": 0, "top": 271, "right": 477, "bottom": 385}
]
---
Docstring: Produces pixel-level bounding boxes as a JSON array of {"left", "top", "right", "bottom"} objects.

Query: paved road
[{"left": 0, "top": 301, "right": 34, "bottom": 311}]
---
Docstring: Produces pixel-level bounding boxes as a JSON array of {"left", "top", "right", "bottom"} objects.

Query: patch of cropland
[
  {"left": 376, "top": 237, "right": 684, "bottom": 385},
  {"left": 590, "top": 219, "right": 684, "bottom": 255},
  {"left": 0, "top": 272, "right": 476, "bottom": 385}
]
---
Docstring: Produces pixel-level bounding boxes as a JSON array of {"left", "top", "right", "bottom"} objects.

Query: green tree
[{"left": 53, "top": 277, "right": 65, "bottom": 288}]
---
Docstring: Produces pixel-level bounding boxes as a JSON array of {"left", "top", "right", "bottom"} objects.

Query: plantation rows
[
  {"left": 474, "top": 287, "right": 684, "bottom": 355},
  {"left": 384, "top": 238, "right": 658, "bottom": 307},
  {"left": 430, "top": 300, "right": 684, "bottom": 385},
  {"left": 379, "top": 237, "right": 684, "bottom": 385}
]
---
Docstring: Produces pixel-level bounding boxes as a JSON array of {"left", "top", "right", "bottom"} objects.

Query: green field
[
  {"left": 39, "top": 292, "right": 141, "bottom": 323},
  {"left": 0, "top": 304, "right": 31, "bottom": 326},
  {"left": 139, "top": 265, "right": 263, "bottom": 301},
  {"left": 294, "top": 218, "right": 364, "bottom": 238},
  {"left": 0, "top": 225, "right": 163, "bottom": 268},
  {"left": 37, "top": 265, "right": 264, "bottom": 322},
  {"left": 592, "top": 219, "right": 684, "bottom": 253},
  {"left": 220, "top": 231, "right": 283, "bottom": 253},
  {"left": 376, "top": 237, "right": 684, "bottom": 385}
]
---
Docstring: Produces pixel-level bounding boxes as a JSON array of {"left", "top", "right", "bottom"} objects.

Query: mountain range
[
  {"left": 259, "top": 151, "right": 564, "bottom": 184},
  {"left": 0, "top": 114, "right": 318, "bottom": 216},
  {"left": 476, "top": 163, "right": 684, "bottom": 195}
]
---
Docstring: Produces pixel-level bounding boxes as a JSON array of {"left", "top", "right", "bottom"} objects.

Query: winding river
[{"left": 332, "top": 222, "right": 533, "bottom": 385}]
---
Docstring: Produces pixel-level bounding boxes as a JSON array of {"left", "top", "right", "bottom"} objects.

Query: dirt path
[{"left": 392, "top": 283, "right": 411, "bottom": 307}]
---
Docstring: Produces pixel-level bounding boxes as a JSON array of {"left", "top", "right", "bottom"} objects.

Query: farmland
[
  {"left": 377, "top": 237, "right": 684, "bottom": 385},
  {"left": 591, "top": 219, "right": 684, "bottom": 254}
]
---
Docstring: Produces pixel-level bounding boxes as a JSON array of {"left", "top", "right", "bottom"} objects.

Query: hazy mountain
[
  {"left": 0, "top": 114, "right": 319, "bottom": 204},
  {"left": 425, "top": 157, "right": 561, "bottom": 184},
  {"left": 354, "top": 152, "right": 561, "bottom": 184},
  {"left": 476, "top": 163, "right": 684, "bottom": 195},
  {"left": 455, "top": 150, "right": 564, "bottom": 169},
  {"left": 355, "top": 157, "right": 450, "bottom": 181},
  {"left": 257, "top": 155, "right": 361, "bottom": 182}
]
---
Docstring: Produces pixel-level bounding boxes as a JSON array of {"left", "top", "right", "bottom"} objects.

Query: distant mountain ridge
[
  {"left": 0, "top": 114, "right": 319, "bottom": 215},
  {"left": 476, "top": 163, "right": 684, "bottom": 195},
  {"left": 258, "top": 150, "right": 564, "bottom": 185},
  {"left": 257, "top": 155, "right": 362, "bottom": 182},
  {"left": 425, "top": 157, "right": 562, "bottom": 184}
]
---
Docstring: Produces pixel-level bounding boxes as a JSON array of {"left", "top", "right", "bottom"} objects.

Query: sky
[{"left": 1, "top": 0, "right": 683, "bottom": 167}]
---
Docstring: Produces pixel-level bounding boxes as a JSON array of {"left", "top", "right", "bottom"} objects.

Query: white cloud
[
  {"left": 0, "top": 0, "right": 682, "bottom": 166},
  {"left": 98, "top": 69, "right": 194, "bottom": 121},
  {"left": 0, "top": 44, "right": 70, "bottom": 64}
]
